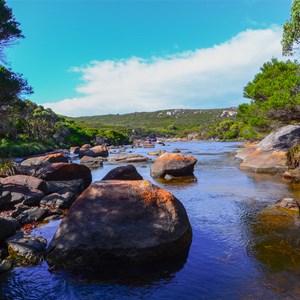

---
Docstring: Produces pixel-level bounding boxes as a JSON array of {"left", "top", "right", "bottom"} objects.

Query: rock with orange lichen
[
  {"left": 20, "top": 153, "right": 68, "bottom": 166},
  {"left": 46, "top": 180, "right": 192, "bottom": 270},
  {"left": 150, "top": 153, "right": 197, "bottom": 178},
  {"left": 240, "top": 149, "right": 287, "bottom": 173}
]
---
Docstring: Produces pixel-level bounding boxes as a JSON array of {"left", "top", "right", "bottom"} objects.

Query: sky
[{"left": 5, "top": 0, "right": 291, "bottom": 117}]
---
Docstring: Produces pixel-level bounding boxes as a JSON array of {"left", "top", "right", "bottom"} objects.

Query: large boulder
[
  {"left": 239, "top": 149, "right": 287, "bottom": 173},
  {"left": 20, "top": 153, "right": 68, "bottom": 166},
  {"left": 150, "top": 153, "right": 197, "bottom": 178},
  {"left": 46, "top": 180, "right": 192, "bottom": 270},
  {"left": 0, "top": 175, "right": 48, "bottom": 194},
  {"left": 79, "top": 146, "right": 109, "bottom": 159},
  {"left": 34, "top": 163, "right": 92, "bottom": 189},
  {"left": 257, "top": 125, "right": 300, "bottom": 151},
  {"left": 101, "top": 165, "right": 143, "bottom": 181},
  {"left": 108, "top": 154, "right": 148, "bottom": 164}
]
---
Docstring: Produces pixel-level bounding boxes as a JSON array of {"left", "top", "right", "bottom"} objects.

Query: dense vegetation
[
  {"left": 0, "top": 0, "right": 131, "bottom": 157},
  {"left": 74, "top": 108, "right": 237, "bottom": 138}
]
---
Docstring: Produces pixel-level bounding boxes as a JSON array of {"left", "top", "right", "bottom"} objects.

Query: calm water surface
[{"left": 1, "top": 142, "right": 300, "bottom": 299}]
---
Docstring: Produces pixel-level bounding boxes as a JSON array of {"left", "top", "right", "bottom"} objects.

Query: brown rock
[
  {"left": 36, "top": 163, "right": 92, "bottom": 189},
  {"left": 80, "top": 156, "right": 104, "bottom": 168},
  {"left": 240, "top": 149, "right": 287, "bottom": 173},
  {"left": 46, "top": 180, "right": 192, "bottom": 270},
  {"left": 0, "top": 175, "right": 48, "bottom": 194},
  {"left": 79, "top": 146, "right": 109, "bottom": 159},
  {"left": 101, "top": 165, "right": 143, "bottom": 181},
  {"left": 150, "top": 153, "right": 197, "bottom": 178},
  {"left": 147, "top": 150, "right": 167, "bottom": 156},
  {"left": 108, "top": 154, "right": 148, "bottom": 164},
  {"left": 70, "top": 146, "right": 80, "bottom": 154},
  {"left": 20, "top": 153, "right": 68, "bottom": 166}
]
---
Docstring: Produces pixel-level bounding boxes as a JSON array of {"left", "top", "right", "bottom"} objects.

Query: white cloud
[{"left": 45, "top": 26, "right": 283, "bottom": 117}]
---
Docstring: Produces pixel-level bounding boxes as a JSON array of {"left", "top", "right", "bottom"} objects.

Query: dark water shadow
[
  {"left": 48, "top": 245, "right": 191, "bottom": 286},
  {"left": 153, "top": 175, "right": 197, "bottom": 187}
]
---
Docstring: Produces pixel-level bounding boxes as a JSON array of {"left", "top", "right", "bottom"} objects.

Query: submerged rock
[
  {"left": 7, "top": 232, "right": 47, "bottom": 266},
  {"left": 150, "top": 153, "right": 197, "bottom": 178},
  {"left": 46, "top": 180, "right": 192, "bottom": 270},
  {"left": 101, "top": 165, "right": 143, "bottom": 181}
]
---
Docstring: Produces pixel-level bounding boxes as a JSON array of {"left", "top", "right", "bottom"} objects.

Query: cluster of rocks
[
  {"left": 0, "top": 152, "right": 92, "bottom": 272},
  {"left": 236, "top": 125, "right": 300, "bottom": 174},
  {"left": 0, "top": 139, "right": 198, "bottom": 273}
]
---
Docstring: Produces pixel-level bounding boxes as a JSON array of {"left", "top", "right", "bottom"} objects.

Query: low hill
[{"left": 73, "top": 108, "right": 237, "bottom": 137}]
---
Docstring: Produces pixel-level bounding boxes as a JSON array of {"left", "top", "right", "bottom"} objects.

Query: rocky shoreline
[{"left": 0, "top": 142, "right": 198, "bottom": 273}]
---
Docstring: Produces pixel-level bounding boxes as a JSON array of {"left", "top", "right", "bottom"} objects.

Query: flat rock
[
  {"left": 40, "top": 191, "right": 76, "bottom": 209},
  {"left": 108, "top": 154, "right": 148, "bottom": 164},
  {"left": 240, "top": 149, "right": 287, "bottom": 173},
  {"left": 0, "top": 175, "right": 48, "bottom": 194},
  {"left": 46, "top": 180, "right": 192, "bottom": 270},
  {"left": 150, "top": 153, "right": 197, "bottom": 178},
  {"left": 101, "top": 165, "right": 143, "bottom": 181},
  {"left": 80, "top": 156, "right": 104, "bottom": 168},
  {"left": 147, "top": 150, "right": 167, "bottom": 156},
  {"left": 20, "top": 153, "right": 68, "bottom": 166}
]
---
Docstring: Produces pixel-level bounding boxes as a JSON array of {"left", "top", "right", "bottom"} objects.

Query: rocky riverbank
[{"left": 0, "top": 142, "right": 198, "bottom": 273}]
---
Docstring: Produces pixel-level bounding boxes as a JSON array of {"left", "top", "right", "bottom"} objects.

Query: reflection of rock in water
[
  {"left": 52, "top": 245, "right": 191, "bottom": 285},
  {"left": 247, "top": 202, "right": 300, "bottom": 272},
  {"left": 154, "top": 175, "right": 197, "bottom": 186}
]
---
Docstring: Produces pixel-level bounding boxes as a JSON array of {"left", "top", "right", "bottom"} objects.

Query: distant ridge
[{"left": 73, "top": 108, "right": 237, "bottom": 136}]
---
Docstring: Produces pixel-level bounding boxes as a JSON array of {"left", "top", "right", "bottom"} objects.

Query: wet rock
[
  {"left": 108, "top": 154, "right": 148, "bottom": 164},
  {"left": 257, "top": 125, "right": 300, "bottom": 151},
  {"left": 101, "top": 165, "right": 143, "bottom": 181},
  {"left": 7, "top": 232, "right": 47, "bottom": 265},
  {"left": 283, "top": 169, "right": 300, "bottom": 182},
  {"left": 0, "top": 217, "right": 18, "bottom": 241},
  {"left": 0, "top": 175, "right": 48, "bottom": 194},
  {"left": 11, "top": 204, "right": 30, "bottom": 218},
  {"left": 70, "top": 146, "right": 80, "bottom": 154},
  {"left": 16, "top": 207, "right": 49, "bottom": 225},
  {"left": 20, "top": 153, "right": 68, "bottom": 166},
  {"left": 172, "top": 149, "right": 181, "bottom": 153},
  {"left": 147, "top": 150, "right": 167, "bottom": 156},
  {"left": 79, "top": 146, "right": 109, "bottom": 159},
  {"left": 46, "top": 180, "right": 192, "bottom": 270},
  {"left": 142, "top": 144, "right": 155, "bottom": 148},
  {"left": 150, "top": 153, "right": 197, "bottom": 178},
  {"left": 275, "top": 198, "right": 300, "bottom": 212},
  {"left": 46, "top": 179, "right": 85, "bottom": 195},
  {"left": 40, "top": 191, "right": 76, "bottom": 209},
  {"left": 35, "top": 163, "right": 92, "bottom": 189},
  {"left": 0, "top": 191, "right": 11, "bottom": 209},
  {"left": 240, "top": 150, "right": 287, "bottom": 173},
  {"left": 80, "top": 156, "right": 104, "bottom": 169},
  {"left": 0, "top": 259, "right": 12, "bottom": 272}
]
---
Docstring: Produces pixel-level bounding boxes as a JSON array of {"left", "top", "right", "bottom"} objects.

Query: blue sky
[{"left": 6, "top": 0, "right": 291, "bottom": 116}]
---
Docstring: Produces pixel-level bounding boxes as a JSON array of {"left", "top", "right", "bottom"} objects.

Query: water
[{"left": 1, "top": 142, "right": 300, "bottom": 299}]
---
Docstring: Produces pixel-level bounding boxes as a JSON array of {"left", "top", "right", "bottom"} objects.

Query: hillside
[{"left": 73, "top": 108, "right": 237, "bottom": 137}]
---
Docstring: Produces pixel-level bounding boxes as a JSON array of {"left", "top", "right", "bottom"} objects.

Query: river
[{"left": 1, "top": 141, "right": 300, "bottom": 299}]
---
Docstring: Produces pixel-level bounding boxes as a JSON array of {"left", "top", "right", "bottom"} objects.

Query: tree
[
  {"left": 237, "top": 59, "right": 300, "bottom": 134},
  {"left": 282, "top": 0, "right": 300, "bottom": 56},
  {"left": 0, "top": 66, "right": 32, "bottom": 106}
]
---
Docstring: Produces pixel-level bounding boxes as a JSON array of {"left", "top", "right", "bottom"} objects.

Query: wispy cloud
[{"left": 45, "top": 26, "right": 282, "bottom": 117}]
